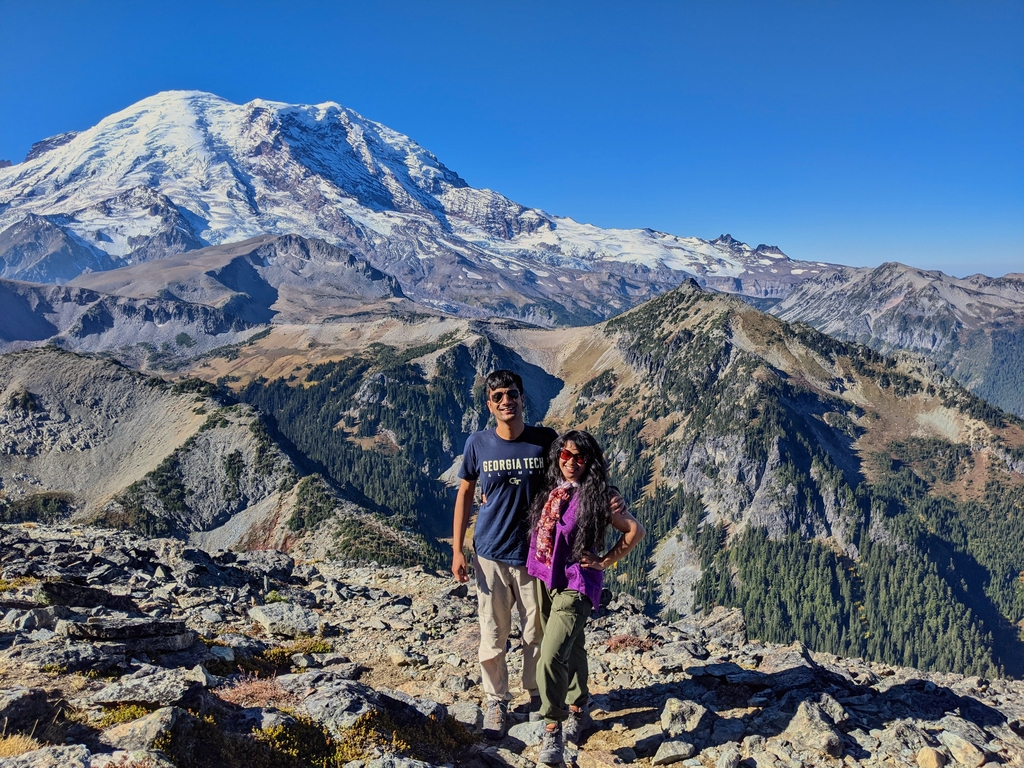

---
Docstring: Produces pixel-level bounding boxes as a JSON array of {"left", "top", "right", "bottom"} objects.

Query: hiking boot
[
  {"left": 528, "top": 694, "right": 543, "bottom": 722},
  {"left": 538, "top": 723, "right": 564, "bottom": 765},
  {"left": 563, "top": 701, "right": 592, "bottom": 745},
  {"left": 482, "top": 699, "right": 507, "bottom": 739}
]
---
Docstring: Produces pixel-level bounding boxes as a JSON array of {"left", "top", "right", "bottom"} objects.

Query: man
[{"left": 452, "top": 369, "right": 556, "bottom": 739}]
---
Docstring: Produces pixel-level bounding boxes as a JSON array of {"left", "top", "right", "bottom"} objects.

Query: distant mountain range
[
  {"left": 0, "top": 90, "right": 835, "bottom": 324},
  {"left": 771, "top": 262, "right": 1024, "bottom": 415}
]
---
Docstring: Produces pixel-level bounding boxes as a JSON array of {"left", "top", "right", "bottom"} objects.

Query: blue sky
[{"left": 1, "top": 1, "right": 1021, "bottom": 276}]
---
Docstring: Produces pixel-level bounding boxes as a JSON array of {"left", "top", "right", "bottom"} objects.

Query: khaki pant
[
  {"left": 537, "top": 584, "right": 591, "bottom": 723},
  {"left": 474, "top": 554, "right": 542, "bottom": 702}
]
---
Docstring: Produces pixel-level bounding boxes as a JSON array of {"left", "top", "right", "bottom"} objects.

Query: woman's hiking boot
[
  {"left": 538, "top": 723, "right": 564, "bottom": 765},
  {"left": 563, "top": 700, "right": 592, "bottom": 745}
]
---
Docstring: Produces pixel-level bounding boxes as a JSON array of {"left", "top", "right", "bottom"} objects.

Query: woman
[{"left": 526, "top": 430, "right": 645, "bottom": 765}]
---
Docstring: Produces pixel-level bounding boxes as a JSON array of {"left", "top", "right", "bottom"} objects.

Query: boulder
[
  {"left": 100, "top": 705, "right": 184, "bottom": 751},
  {"left": 0, "top": 687, "right": 52, "bottom": 735},
  {"left": 652, "top": 739, "right": 696, "bottom": 765},
  {"left": 0, "top": 745, "right": 90, "bottom": 768},
  {"left": 36, "top": 581, "right": 138, "bottom": 612},
  {"left": 91, "top": 665, "right": 208, "bottom": 708},
  {"left": 937, "top": 731, "right": 986, "bottom": 768},
  {"left": 248, "top": 603, "right": 319, "bottom": 637},
  {"left": 660, "top": 697, "right": 710, "bottom": 738},
  {"left": 782, "top": 700, "right": 842, "bottom": 757}
]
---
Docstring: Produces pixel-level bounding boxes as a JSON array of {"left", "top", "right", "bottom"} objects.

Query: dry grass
[
  {"left": 215, "top": 674, "right": 301, "bottom": 709},
  {"left": 0, "top": 576, "right": 39, "bottom": 592},
  {"left": 0, "top": 733, "right": 42, "bottom": 757},
  {"left": 606, "top": 634, "right": 658, "bottom": 653}
]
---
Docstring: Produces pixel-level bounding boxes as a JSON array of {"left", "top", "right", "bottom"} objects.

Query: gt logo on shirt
[{"left": 482, "top": 457, "right": 544, "bottom": 473}]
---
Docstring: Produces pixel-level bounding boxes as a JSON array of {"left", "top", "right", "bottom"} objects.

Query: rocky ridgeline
[{"left": 0, "top": 524, "right": 1022, "bottom": 768}]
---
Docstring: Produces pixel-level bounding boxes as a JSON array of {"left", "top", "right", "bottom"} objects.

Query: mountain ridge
[{"left": 771, "top": 261, "right": 1024, "bottom": 416}]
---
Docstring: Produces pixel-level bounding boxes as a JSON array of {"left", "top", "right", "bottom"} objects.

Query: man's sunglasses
[
  {"left": 559, "top": 449, "right": 588, "bottom": 465},
  {"left": 489, "top": 389, "right": 521, "bottom": 403}
]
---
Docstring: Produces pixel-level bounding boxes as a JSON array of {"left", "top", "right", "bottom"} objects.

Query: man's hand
[
  {"left": 452, "top": 550, "right": 469, "bottom": 583},
  {"left": 610, "top": 490, "right": 627, "bottom": 516}
]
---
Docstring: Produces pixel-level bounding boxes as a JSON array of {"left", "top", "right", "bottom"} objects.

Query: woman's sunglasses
[{"left": 559, "top": 449, "right": 588, "bottom": 465}]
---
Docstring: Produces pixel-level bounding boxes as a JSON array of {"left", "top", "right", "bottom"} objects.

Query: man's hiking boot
[
  {"left": 563, "top": 700, "right": 592, "bottom": 745},
  {"left": 482, "top": 699, "right": 507, "bottom": 740},
  {"left": 538, "top": 723, "right": 564, "bottom": 765}
]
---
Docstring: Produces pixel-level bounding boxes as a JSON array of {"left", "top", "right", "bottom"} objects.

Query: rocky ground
[{"left": 1, "top": 523, "right": 1022, "bottom": 768}]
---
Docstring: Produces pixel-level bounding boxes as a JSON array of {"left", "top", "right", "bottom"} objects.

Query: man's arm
[
  {"left": 579, "top": 507, "right": 645, "bottom": 571},
  {"left": 451, "top": 478, "right": 476, "bottom": 583}
]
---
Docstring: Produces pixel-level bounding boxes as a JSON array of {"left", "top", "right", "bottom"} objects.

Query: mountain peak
[{"left": 0, "top": 91, "right": 840, "bottom": 320}]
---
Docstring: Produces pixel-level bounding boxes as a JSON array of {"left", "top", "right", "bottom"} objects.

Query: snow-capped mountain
[{"left": 0, "top": 91, "right": 836, "bottom": 324}]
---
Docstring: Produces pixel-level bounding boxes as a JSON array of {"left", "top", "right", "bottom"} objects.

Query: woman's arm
[{"left": 579, "top": 508, "right": 645, "bottom": 571}]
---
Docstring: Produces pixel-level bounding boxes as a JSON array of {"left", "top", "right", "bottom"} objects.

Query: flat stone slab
[
  {"left": 37, "top": 580, "right": 138, "bottom": 612},
  {"left": 57, "top": 617, "right": 189, "bottom": 640},
  {"left": 91, "top": 665, "right": 209, "bottom": 708},
  {"left": 0, "top": 639, "right": 126, "bottom": 673}
]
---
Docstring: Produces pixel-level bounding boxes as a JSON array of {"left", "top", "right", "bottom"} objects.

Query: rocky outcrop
[{"left": 1, "top": 523, "right": 1022, "bottom": 767}]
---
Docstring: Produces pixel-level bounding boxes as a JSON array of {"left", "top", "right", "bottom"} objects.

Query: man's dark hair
[{"left": 485, "top": 369, "right": 524, "bottom": 394}]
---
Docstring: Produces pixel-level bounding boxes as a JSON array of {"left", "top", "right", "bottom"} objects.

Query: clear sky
[{"left": 1, "top": 1, "right": 1021, "bottom": 277}]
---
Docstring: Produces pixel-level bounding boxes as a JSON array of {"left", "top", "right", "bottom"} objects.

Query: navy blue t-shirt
[{"left": 459, "top": 425, "right": 558, "bottom": 566}]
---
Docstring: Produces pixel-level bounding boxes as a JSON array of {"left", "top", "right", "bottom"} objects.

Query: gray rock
[
  {"left": 249, "top": 602, "right": 319, "bottom": 637},
  {"left": 699, "top": 606, "right": 746, "bottom": 649},
  {"left": 100, "top": 705, "right": 183, "bottom": 751},
  {"left": 716, "top": 742, "right": 742, "bottom": 768},
  {"left": 507, "top": 719, "right": 546, "bottom": 745},
  {"left": 0, "top": 745, "right": 91, "bottom": 768},
  {"left": 209, "top": 645, "right": 235, "bottom": 663},
  {"left": 200, "top": 608, "right": 224, "bottom": 623},
  {"left": 661, "top": 697, "right": 710, "bottom": 738},
  {"left": 236, "top": 550, "right": 294, "bottom": 581},
  {"left": 91, "top": 665, "right": 205, "bottom": 708},
  {"left": 449, "top": 700, "right": 482, "bottom": 733},
  {"left": 37, "top": 580, "right": 138, "bottom": 612},
  {"left": 1, "top": 639, "right": 126, "bottom": 673},
  {"left": 89, "top": 752, "right": 176, "bottom": 768},
  {"left": 711, "top": 717, "right": 746, "bottom": 744},
  {"left": 279, "top": 671, "right": 382, "bottom": 736},
  {"left": 378, "top": 688, "right": 447, "bottom": 721},
  {"left": 653, "top": 739, "right": 696, "bottom": 765},
  {"left": 0, "top": 687, "right": 52, "bottom": 735},
  {"left": 782, "top": 701, "right": 842, "bottom": 757},
  {"left": 756, "top": 643, "right": 817, "bottom": 691}
]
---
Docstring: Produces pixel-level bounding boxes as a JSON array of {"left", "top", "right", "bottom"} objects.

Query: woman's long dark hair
[{"left": 529, "top": 430, "right": 611, "bottom": 563}]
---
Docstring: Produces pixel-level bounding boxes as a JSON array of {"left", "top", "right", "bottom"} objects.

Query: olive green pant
[{"left": 537, "top": 582, "right": 592, "bottom": 724}]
